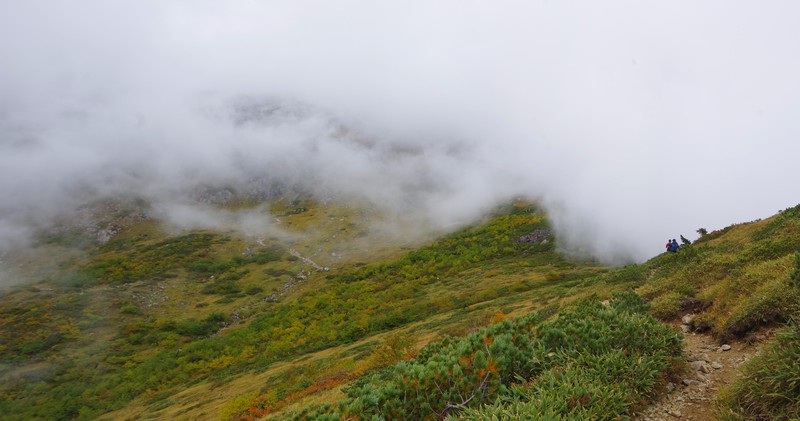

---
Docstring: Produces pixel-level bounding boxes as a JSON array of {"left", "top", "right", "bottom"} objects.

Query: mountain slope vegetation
[{"left": 1, "top": 199, "right": 799, "bottom": 420}]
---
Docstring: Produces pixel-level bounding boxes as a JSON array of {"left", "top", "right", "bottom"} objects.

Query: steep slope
[
  {"left": 3, "top": 200, "right": 798, "bottom": 420},
  {"left": 249, "top": 203, "right": 800, "bottom": 420},
  {"left": 633, "top": 204, "right": 800, "bottom": 420},
  {"left": 1, "top": 199, "right": 617, "bottom": 420},
  {"left": 637, "top": 204, "right": 800, "bottom": 341},
  {"left": 0, "top": 196, "right": 440, "bottom": 420},
  {"left": 101, "top": 201, "right": 624, "bottom": 420}
]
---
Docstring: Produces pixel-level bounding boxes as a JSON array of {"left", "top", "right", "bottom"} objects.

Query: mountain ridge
[{"left": 1, "top": 199, "right": 799, "bottom": 420}]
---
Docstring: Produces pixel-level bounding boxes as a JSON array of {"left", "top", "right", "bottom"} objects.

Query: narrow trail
[
  {"left": 217, "top": 248, "right": 330, "bottom": 332},
  {"left": 637, "top": 323, "right": 770, "bottom": 420},
  {"left": 289, "top": 248, "right": 329, "bottom": 272}
]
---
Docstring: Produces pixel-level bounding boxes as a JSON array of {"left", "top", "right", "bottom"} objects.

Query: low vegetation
[
  {"left": 718, "top": 320, "right": 800, "bottom": 420},
  {"left": 638, "top": 204, "right": 800, "bottom": 341},
  {"left": 2, "top": 199, "right": 800, "bottom": 420},
  {"left": 279, "top": 293, "right": 682, "bottom": 420},
  {"left": 0, "top": 200, "right": 609, "bottom": 420}
]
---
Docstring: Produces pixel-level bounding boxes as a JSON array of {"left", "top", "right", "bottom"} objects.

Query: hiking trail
[{"left": 636, "top": 321, "right": 771, "bottom": 420}]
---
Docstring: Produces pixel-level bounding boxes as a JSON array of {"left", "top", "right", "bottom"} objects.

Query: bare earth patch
[{"left": 637, "top": 324, "right": 771, "bottom": 420}]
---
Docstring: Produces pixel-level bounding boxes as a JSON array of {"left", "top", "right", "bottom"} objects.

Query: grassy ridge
[{"left": 638, "top": 204, "right": 800, "bottom": 340}]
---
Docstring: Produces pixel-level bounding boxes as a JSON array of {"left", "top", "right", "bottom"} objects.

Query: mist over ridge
[{"left": 2, "top": 1, "right": 800, "bottom": 264}]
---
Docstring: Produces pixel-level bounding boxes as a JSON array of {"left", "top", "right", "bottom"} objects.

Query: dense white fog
[{"left": 1, "top": 1, "right": 799, "bottom": 265}]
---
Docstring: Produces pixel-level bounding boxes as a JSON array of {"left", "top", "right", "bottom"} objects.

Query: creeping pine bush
[
  {"left": 719, "top": 321, "right": 800, "bottom": 420},
  {"left": 283, "top": 291, "right": 682, "bottom": 420}
]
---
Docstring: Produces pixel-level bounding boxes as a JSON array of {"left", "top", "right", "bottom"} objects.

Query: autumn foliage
[{"left": 282, "top": 292, "right": 682, "bottom": 420}]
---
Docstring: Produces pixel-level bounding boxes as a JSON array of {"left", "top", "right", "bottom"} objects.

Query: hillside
[{"left": 1, "top": 199, "right": 799, "bottom": 420}]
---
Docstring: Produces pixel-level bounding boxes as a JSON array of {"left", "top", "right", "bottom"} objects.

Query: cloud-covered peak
[{"left": 1, "top": 1, "right": 799, "bottom": 263}]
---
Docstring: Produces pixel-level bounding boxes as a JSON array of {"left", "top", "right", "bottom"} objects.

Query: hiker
[
  {"left": 670, "top": 239, "right": 679, "bottom": 252},
  {"left": 665, "top": 240, "right": 671, "bottom": 252}
]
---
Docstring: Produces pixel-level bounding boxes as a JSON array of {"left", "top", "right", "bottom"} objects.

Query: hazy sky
[{"left": 1, "top": 1, "right": 799, "bottom": 263}]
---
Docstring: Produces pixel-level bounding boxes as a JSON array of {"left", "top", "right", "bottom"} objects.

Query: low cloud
[{"left": 1, "top": 1, "right": 799, "bottom": 266}]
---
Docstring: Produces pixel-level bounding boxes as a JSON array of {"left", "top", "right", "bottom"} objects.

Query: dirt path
[{"left": 636, "top": 324, "right": 768, "bottom": 420}]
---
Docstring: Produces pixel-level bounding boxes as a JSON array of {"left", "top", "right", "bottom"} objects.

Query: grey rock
[
  {"left": 711, "top": 361, "right": 723, "bottom": 370},
  {"left": 691, "top": 360, "right": 710, "bottom": 373},
  {"left": 720, "top": 344, "right": 732, "bottom": 351},
  {"left": 682, "top": 314, "right": 695, "bottom": 325},
  {"left": 517, "top": 229, "right": 551, "bottom": 244}
]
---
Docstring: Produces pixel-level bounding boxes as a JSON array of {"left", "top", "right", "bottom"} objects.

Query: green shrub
[
  {"left": 175, "top": 319, "right": 207, "bottom": 337},
  {"left": 201, "top": 280, "right": 241, "bottom": 295},
  {"left": 791, "top": 252, "right": 800, "bottom": 288},
  {"left": 120, "top": 304, "right": 141, "bottom": 315},
  {"left": 610, "top": 290, "right": 650, "bottom": 314},
  {"left": 187, "top": 258, "right": 233, "bottom": 274},
  {"left": 649, "top": 291, "right": 683, "bottom": 320},
  {"left": 263, "top": 268, "right": 293, "bottom": 277},
  {"left": 246, "top": 286, "right": 264, "bottom": 295},
  {"left": 172, "top": 313, "right": 227, "bottom": 338}
]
